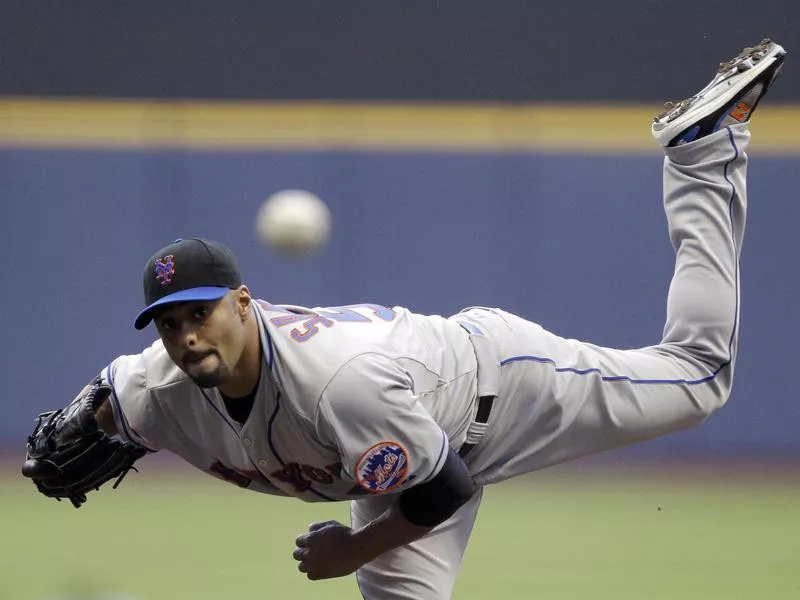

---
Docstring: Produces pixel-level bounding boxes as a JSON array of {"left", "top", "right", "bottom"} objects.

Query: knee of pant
[
  {"left": 678, "top": 341, "right": 734, "bottom": 377},
  {"left": 696, "top": 377, "right": 732, "bottom": 419},
  {"left": 664, "top": 345, "right": 734, "bottom": 417}
]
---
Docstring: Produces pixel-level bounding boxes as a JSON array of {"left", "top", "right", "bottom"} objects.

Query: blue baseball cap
[{"left": 134, "top": 238, "right": 242, "bottom": 330}]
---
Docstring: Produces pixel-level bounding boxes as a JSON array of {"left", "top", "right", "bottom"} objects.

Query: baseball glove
[{"left": 21, "top": 378, "right": 147, "bottom": 508}]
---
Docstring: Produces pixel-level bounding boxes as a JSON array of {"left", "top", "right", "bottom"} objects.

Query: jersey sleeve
[
  {"left": 315, "top": 353, "right": 450, "bottom": 494},
  {"left": 101, "top": 352, "right": 163, "bottom": 452}
]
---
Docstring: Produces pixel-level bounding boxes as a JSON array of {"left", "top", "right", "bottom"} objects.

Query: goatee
[{"left": 191, "top": 371, "right": 225, "bottom": 389}]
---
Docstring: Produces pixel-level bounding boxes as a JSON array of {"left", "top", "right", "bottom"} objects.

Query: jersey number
[{"left": 269, "top": 304, "right": 395, "bottom": 343}]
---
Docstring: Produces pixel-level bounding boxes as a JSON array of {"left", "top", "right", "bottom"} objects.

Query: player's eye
[
  {"left": 193, "top": 306, "right": 209, "bottom": 320},
  {"left": 158, "top": 317, "right": 176, "bottom": 331}
]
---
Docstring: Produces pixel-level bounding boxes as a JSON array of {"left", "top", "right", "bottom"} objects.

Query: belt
[
  {"left": 455, "top": 319, "right": 500, "bottom": 458},
  {"left": 458, "top": 394, "right": 495, "bottom": 458}
]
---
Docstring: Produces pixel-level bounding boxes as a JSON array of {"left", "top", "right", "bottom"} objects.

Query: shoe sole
[{"left": 652, "top": 39, "right": 786, "bottom": 145}]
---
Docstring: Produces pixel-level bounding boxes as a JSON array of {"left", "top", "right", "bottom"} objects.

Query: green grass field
[{"left": 2, "top": 459, "right": 798, "bottom": 600}]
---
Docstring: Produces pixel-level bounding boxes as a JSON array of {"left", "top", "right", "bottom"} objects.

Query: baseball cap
[{"left": 133, "top": 238, "right": 242, "bottom": 330}]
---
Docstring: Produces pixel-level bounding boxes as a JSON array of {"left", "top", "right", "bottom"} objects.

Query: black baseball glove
[{"left": 21, "top": 378, "right": 147, "bottom": 508}]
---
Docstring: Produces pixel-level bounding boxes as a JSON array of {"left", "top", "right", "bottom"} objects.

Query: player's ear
[{"left": 235, "top": 286, "right": 252, "bottom": 319}]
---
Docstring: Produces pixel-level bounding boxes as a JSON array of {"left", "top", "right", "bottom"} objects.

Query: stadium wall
[
  {"left": 1, "top": 1, "right": 798, "bottom": 102},
  {"left": 1, "top": 99, "right": 798, "bottom": 455}
]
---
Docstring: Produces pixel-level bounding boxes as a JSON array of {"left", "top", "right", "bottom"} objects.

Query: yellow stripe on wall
[{"left": 0, "top": 97, "right": 798, "bottom": 154}]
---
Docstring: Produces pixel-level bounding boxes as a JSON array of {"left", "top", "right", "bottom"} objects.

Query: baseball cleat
[{"left": 652, "top": 38, "right": 786, "bottom": 147}]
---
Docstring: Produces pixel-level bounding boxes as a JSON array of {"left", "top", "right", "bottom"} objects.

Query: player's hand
[{"left": 293, "top": 520, "right": 366, "bottom": 580}]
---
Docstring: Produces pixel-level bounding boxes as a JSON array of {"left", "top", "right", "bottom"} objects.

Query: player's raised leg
[
  {"left": 457, "top": 40, "right": 787, "bottom": 483},
  {"left": 653, "top": 39, "right": 785, "bottom": 381}
]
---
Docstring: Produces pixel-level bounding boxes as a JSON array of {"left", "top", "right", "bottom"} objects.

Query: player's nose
[{"left": 176, "top": 324, "right": 199, "bottom": 348}]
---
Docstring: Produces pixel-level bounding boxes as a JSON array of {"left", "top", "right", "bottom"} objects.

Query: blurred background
[{"left": 1, "top": 2, "right": 798, "bottom": 599}]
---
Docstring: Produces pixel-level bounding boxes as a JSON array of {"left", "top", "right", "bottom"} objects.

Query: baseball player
[{"left": 22, "top": 39, "right": 786, "bottom": 599}]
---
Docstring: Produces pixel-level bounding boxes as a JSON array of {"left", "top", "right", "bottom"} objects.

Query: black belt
[{"left": 458, "top": 395, "right": 495, "bottom": 458}]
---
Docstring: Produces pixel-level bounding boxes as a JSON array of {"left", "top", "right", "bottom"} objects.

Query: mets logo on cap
[
  {"left": 154, "top": 255, "right": 175, "bottom": 286},
  {"left": 356, "top": 441, "right": 409, "bottom": 493}
]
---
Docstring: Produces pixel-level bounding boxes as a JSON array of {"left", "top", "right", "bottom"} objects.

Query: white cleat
[{"left": 652, "top": 38, "right": 787, "bottom": 147}]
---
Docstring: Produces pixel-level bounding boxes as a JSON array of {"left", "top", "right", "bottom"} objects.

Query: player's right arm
[
  {"left": 339, "top": 446, "right": 475, "bottom": 569},
  {"left": 304, "top": 353, "right": 477, "bottom": 578}
]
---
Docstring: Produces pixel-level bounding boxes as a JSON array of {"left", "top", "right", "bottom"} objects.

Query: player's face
[{"left": 154, "top": 291, "right": 250, "bottom": 389}]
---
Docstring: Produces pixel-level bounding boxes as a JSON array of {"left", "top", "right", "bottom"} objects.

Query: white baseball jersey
[{"left": 104, "top": 301, "right": 481, "bottom": 501}]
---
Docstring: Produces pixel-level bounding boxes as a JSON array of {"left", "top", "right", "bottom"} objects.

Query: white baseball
[{"left": 255, "top": 190, "right": 332, "bottom": 257}]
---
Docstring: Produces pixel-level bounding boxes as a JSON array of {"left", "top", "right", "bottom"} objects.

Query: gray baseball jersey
[
  {"left": 104, "top": 302, "right": 482, "bottom": 501},
  {"left": 105, "top": 125, "right": 749, "bottom": 598}
]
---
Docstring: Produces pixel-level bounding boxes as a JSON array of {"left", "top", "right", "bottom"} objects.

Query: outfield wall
[
  {"left": 1, "top": 1, "right": 798, "bottom": 102},
  {"left": 1, "top": 100, "right": 798, "bottom": 454}
]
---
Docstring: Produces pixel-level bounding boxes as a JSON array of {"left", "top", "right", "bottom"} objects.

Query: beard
[
  {"left": 190, "top": 369, "right": 227, "bottom": 389},
  {"left": 184, "top": 353, "right": 230, "bottom": 388}
]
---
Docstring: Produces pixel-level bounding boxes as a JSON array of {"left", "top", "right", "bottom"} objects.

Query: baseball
[{"left": 255, "top": 189, "right": 332, "bottom": 257}]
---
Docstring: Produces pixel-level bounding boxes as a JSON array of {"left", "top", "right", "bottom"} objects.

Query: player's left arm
[
  {"left": 295, "top": 353, "right": 477, "bottom": 579},
  {"left": 20, "top": 374, "right": 148, "bottom": 508},
  {"left": 93, "top": 394, "right": 118, "bottom": 436}
]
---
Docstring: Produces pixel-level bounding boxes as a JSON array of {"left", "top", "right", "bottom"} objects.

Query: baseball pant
[{"left": 351, "top": 124, "right": 750, "bottom": 599}]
